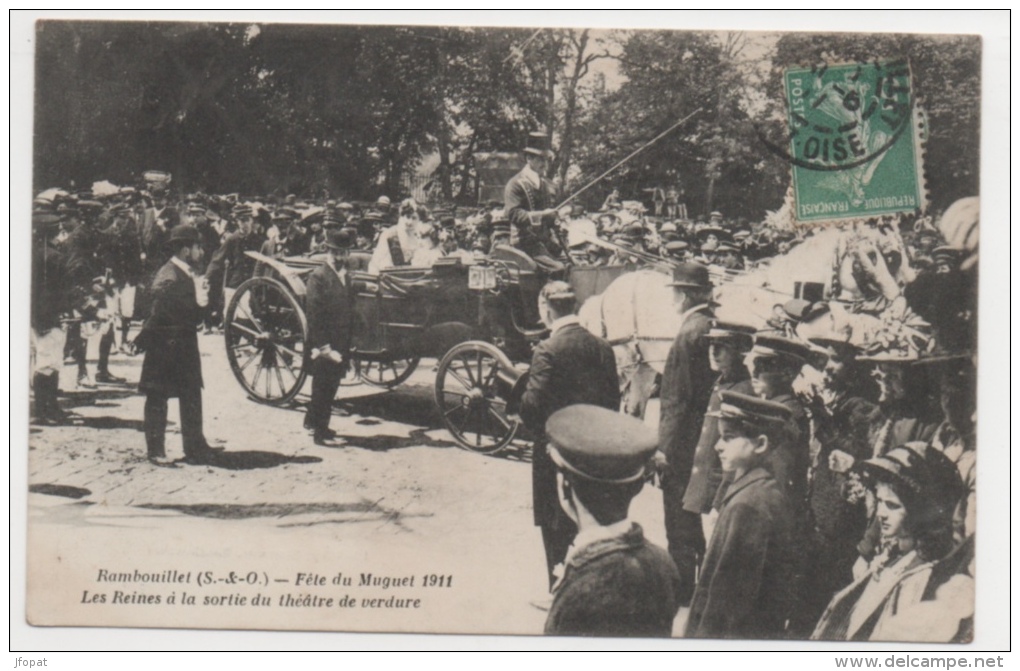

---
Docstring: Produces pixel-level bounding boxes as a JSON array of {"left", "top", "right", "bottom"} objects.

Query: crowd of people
[{"left": 29, "top": 134, "right": 979, "bottom": 641}]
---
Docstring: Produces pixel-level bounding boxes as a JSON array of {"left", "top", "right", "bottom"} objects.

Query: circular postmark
[{"left": 759, "top": 59, "right": 914, "bottom": 172}]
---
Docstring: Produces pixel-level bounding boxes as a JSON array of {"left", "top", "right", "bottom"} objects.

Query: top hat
[
  {"left": 667, "top": 262, "right": 712, "bottom": 289},
  {"left": 524, "top": 132, "right": 552, "bottom": 158},
  {"left": 545, "top": 405, "right": 658, "bottom": 484}
]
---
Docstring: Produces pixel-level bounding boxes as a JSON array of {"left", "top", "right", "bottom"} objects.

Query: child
[{"left": 685, "top": 390, "right": 804, "bottom": 639}]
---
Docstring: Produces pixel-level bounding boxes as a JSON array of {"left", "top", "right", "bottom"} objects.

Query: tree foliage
[{"left": 34, "top": 22, "right": 979, "bottom": 215}]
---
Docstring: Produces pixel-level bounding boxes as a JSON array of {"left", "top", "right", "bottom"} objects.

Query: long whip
[{"left": 554, "top": 107, "right": 703, "bottom": 211}]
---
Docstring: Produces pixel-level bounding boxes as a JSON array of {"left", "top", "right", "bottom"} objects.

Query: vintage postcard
[{"left": 18, "top": 13, "right": 1002, "bottom": 649}]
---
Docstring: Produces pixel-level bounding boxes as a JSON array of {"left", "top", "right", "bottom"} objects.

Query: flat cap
[
  {"left": 707, "top": 320, "right": 757, "bottom": 350},
  {"left": 708, "top": 390, "right": 792, "bottom": 426},
  {"left": 751, "top": 333, "right": 812, "bottom": 363},
  {"left": 546, "top": 405, "right": 658, "bottom": 484}
]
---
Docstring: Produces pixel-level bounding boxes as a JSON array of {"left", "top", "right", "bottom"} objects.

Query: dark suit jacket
[
  {"left": 658, "top": 307, "right": 715, "bottom": 483},
  {"left": 206, "top": 230, "right": 262, "bottom": 289},
  {"left": 685, "top": 467, "right": 801, "bottom": 640},
  {"left": 520, "top": 321, "right": 620, "bottom": 526},
  {"left": 504, "top": 168, "right": 556, "bottom": 231},
  {"left": 137, "top": 260, "right": 204, "bottom": 396},
  {"left": 504, "top": 168, "right": 560, "bottom": 258},
  {"left": 303, "top": 261, "right": 355, "bottom": 377},
  {"left": 545, "top": 524, "right": 680, "bottom": 638}
]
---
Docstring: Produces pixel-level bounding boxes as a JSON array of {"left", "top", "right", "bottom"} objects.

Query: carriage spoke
[
  {"left": 444, "top": 404, "right": 465, "bottom": 419},
  {"left": 279, "top": 358, "right": 299, "bottom": 380},
  {"left": 235, "top": 302, "right": 267, "bottom": 334},
  {"left": 487, "top": 406, "right": 512, "bottom": 431},
  {"left": 457, "top": 356, "right": 477, "bottom": 386},
  {"left": 481, "top": 362, "right": 500, "bottom": 389},
  {"left": 442, "top": 389, "right": 469, "bottom": 399},
  {"left": 445, "top": 367, "right": 474, "bottom": 392},
  {"left": 475, "top": 352, "right": 485, "bottom": 388},
  {"left": 274, "top": 365, "right": 288, "bottom": 397},
  {"left": 230, "top": 321, "right": 262, "bottom": 339},
  {"left": 238, "top": 348, "right": 261, "bottom": 373},
  {"left": 276, "top": 343, "right": 302, "bottom": 360},
  {"left": 250, "top": 361, "right": 264, "bottom": 393}
]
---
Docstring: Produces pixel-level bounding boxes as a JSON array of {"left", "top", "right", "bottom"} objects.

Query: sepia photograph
[{"left": 12, "top": 10, "right": 1009, "bottom": 654}]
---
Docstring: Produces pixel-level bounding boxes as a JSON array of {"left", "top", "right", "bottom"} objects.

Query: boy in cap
[
  {"left": 720, "top": 334, "right": 811, "bottom": 507},
  {"left": 685, "top": 391, "right": 803, "bottom": 639},
  {"left": 681, "top": 322, "right": 755, "bottom": 541},
  {"left": 543, "top": 405, "right": 680, "bottom": 638}
]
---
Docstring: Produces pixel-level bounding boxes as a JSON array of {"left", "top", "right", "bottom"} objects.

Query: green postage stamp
[{"left": 784, "top": 60, "right": 926, "bottom": 223}]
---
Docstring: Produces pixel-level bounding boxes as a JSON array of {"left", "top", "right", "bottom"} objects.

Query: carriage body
[{"left": 224, "top": 248, "right": 627, "bottom": 453}]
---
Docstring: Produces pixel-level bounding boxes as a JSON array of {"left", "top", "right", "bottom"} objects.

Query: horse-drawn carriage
[{"left": 222, "top": 247, "right": 628, "bottom": 454}]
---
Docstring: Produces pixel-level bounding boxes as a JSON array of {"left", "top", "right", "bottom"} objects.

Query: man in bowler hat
[
  {"left": 303, "top": 228, "right": 356, "bottom": 446},
  {"left": 655, "top": 261, "right": 716, "bottom": 605},
  {"left": 136, "top": 224, "right": 217, "bottom": 466},
  {"left": 519, "top": 281, "right": 621, "bottom": 594}
]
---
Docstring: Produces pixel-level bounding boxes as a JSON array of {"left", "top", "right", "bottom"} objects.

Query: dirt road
[{"left": 26, "top": 329, "right": 677, "bottom": 637}]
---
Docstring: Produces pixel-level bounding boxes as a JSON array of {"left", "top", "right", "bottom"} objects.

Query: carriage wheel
[
  {"left": 356, "top": 358, "right": 420, "bottom": 389},
  {"left": 434, "top": 341, "right": 521, "bottom": 455},
  {"left": 224, "top": 277, "right": 308, "bottom": 406}
]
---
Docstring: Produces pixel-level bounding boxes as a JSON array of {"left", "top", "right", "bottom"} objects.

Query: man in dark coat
[
  {"left": 655, "top": 262, "right": 716, "bottom": 605},
  {"left": 503, "top": 132, "right": 565, "bottom": 275},
  {"left": 136, "top": 225, "right": 215, "bottom": 466},
  {"left": 303, "top": 228, "right": 356, "bottom": 446},
  {"left": 685, "top": 391, "right": 802, "bottom": 640},
  {"left": 520, "top": 281, "right": 621, "bottom": 589},
  {"left": 543, "top": 405, "right": 680, "bottom": 638}
]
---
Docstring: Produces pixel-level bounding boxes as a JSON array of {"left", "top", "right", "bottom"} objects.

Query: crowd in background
[{"left": 29, "top": 167, "right": 979, "bottom": 641}]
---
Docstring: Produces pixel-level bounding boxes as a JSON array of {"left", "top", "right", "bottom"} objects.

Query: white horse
[{"left": 579, "top": 224, "right": 922, "bottom": 416}]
